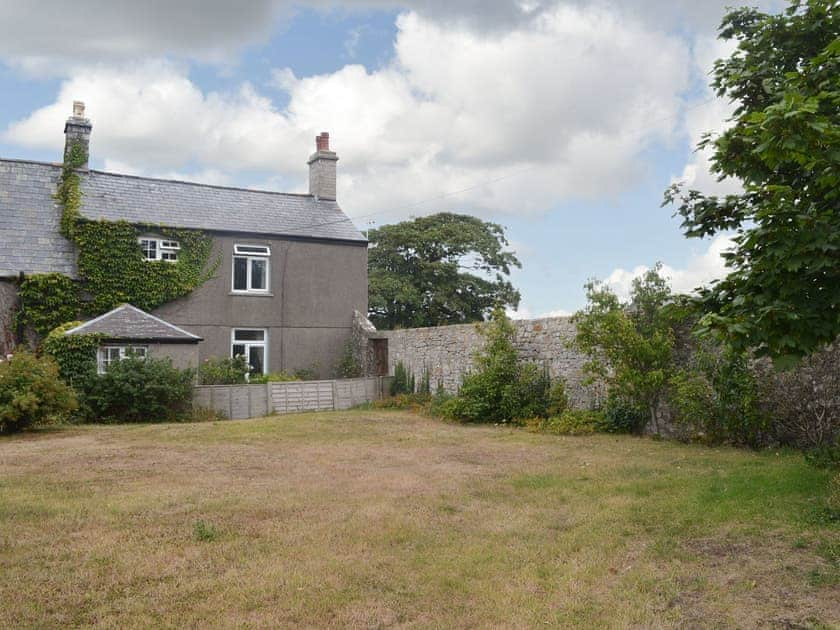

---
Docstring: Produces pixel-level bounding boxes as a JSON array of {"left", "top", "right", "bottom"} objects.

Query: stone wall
[
  {"left": 0, "top": 279, "right": 18, "bottom": 355},
  {"left": 381, "top": 317, "right": 604, "bottom": 408}
]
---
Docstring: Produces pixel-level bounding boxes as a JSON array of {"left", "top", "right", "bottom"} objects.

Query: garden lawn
[{"left": 1, "top": 410, "right": 838, "bottom": 628}]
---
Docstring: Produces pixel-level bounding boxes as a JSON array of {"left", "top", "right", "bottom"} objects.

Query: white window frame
[
  {"left": 138, "top": 237, "right": 180, "bottom": 262},
  {"left": 230, "top": 328, "right": 268, "bottom": 375},
  {"left": 232, "top": 244, "right": 271, "bottom": 293},
  {"left": 97, "top": 345, "right": 148, "bottom": 375}
]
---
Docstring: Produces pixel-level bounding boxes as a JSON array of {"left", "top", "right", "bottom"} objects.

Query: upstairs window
[
  {"left": 97, "top": 346, "right": 147, "bottom": 374},
  {"left": 232, "top": 244, "right": 271, "bottom": 293},
  {"left": 139, "top": 237, "right": 180, "bottom": 262}
]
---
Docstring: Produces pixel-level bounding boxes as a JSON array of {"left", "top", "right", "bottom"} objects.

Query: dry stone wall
[{"left": 381, "top": 317, "right": 604, "bottom": 408}]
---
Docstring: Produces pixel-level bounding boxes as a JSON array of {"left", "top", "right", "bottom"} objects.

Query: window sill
[{"left": 229, "top": 291, "right": 274, "bottom": 297}]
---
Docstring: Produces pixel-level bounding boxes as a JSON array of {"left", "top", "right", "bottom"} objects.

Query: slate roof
[
  {"left": 81, "top": 169, "right": 364, "bottom": 242},
  {"left": 0, "top": 157, "right": 365, "bottom": 277},
  {"left": 64, "top": 304, "right": 202, "bottom": 342},
  {"left": 0, "top": 159, "right": 78, "bottom": 278}
]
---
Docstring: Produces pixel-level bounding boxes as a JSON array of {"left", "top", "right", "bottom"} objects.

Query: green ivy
[
  {"left": 41, "top": 321, "right": 102, "bottom": 388},
  {"left": 16, "top": 273, "right": 81, "bottom": 337},
  {"left": 17, "top": 139, "right": 220, "bottom": 338},
  {"left": 75, "top": 221, "right": 218, "bottom": 314}
]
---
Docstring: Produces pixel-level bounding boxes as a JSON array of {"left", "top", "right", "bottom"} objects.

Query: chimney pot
[
  {"left": 72, "top": 100, "right": 85, "bottom": 118},
  {"left": 316, "top": 132, "right": 330, "bottom": 152}
]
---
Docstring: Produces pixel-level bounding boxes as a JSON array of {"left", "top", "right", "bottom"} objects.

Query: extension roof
[
  {"left": 0, "top": 158, "right": 365, "bottom": 277},
  {"left": 63, "top": 304, "right": 202, "bottom": 343}
]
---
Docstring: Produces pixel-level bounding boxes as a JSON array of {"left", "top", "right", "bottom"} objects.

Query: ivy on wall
[
  {"left": 42, "top": 321, "right": 102, "bottom": 387},
  {"left": 15, "top": 273, "right": 81, "bottom": 337},
  {"left": 75, "top": 221, "right": 218, "bottom": 314},
  {"left": 16, "top": 139, "right": 220, "bottom": 339}
]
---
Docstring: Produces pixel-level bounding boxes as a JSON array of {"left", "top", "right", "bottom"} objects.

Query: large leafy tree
[
  {"left": 367, "top": 213, "right": 521, "bottom": 329},
  {"left": 665, "top": 0, "right": 839, "bottom": 364}
]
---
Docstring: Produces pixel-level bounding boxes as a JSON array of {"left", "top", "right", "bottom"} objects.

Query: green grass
[{"left": 0, "top": 410, "right": 837, "bottom": 627}]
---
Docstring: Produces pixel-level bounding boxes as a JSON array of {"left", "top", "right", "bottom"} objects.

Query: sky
[{"left": 0, "top": 0, "right": 781, "bottom": 318}]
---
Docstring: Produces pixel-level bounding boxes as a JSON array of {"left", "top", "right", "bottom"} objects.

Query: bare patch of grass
[{"left": 0, "top": 410, "right": 837, "bottom": 627}]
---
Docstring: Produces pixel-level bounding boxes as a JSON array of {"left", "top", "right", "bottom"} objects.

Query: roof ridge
[
  {"left": 87, "top": 168, "right": 321, "bottom": 200},
  {"left": 0, "top": 157, "right": 62, "bottom": 168}
]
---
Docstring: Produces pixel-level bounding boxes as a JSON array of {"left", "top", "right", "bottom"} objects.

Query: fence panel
[{"left": 195, "top": 377, "right": 386, "bottom": 419}]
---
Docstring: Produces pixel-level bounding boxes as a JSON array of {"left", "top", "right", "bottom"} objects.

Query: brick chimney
[
  {"left": 307, "top": 132, "right": 338, "bottom": 200},
  {"left": 64, "top": 100, "right": 92, "bottom": 170}
]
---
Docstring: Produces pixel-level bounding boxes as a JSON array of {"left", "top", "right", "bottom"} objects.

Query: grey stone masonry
[{"left": 381, "top": 316, "right": 605, "bottom": 408}]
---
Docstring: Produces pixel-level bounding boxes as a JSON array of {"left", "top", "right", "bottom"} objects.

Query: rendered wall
[
  {"left": 154, "top": 234, "right": 368, "bottom": 378},
  {"left": 147, "top": 343, "right": 199, "bottom": 371},
  {"left": 381, "top": 317, "right": 604, "bottom": 408}
]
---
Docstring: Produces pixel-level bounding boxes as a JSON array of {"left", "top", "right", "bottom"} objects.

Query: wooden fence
[{"left": 194, "top": 376, "right": 392, "bottom": 420}]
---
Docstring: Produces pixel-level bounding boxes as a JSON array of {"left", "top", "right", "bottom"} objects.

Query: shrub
[
  {"left": 335, "top": 339, "right": 362, "bottom": 378},
  {"left": 530, "top": 410, "right": 606, "bottom": 436},
  {"left": 249, "top": 371, "right": 299, "bottom": 384},
  {"left": 198, "top": 356, "right": 248, "bottom": 385},
  {"left": 85, "top": 356, "right": 195, "bottom": 423},
  {"left": 669, "top": 346, "right": 769, "bottom": 447},
  {"left": 292, "top": 366, "right": 319, "bottom": 381},
  {"left": 547, "top": 379, "right": 570, "bottom": 417},
  {"left": 0, "top": 351, "right": 78, "bottom": 434},
  {"left": 390, "top": 361, "right": 413, "bottom": 396},
  {"left": 445, "top": 309, "right": 551, "bottom": 423},
  {"left": 601, "top": 397, "right": 647, "bottom": 434}
]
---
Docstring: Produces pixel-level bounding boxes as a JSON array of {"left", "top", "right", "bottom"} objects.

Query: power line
[{"left": 284, "top": 95, "right": 720, "bottom": 235}]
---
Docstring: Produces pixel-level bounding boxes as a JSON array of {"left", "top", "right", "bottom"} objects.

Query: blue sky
[{"left": 0, "top": 1, "right": 775, "bottom": 318}]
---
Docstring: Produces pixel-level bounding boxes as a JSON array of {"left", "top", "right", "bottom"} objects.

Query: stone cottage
[{"left": 0, "top": 102, "right": 368, "bottom": 376}]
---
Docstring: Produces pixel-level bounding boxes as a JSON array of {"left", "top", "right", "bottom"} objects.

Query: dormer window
[
  {"left": 139, "top": 237, "right": 180, "bottom": 262},
  {"left": 232, "top": 244, "right": 271, "bottom": 293}
]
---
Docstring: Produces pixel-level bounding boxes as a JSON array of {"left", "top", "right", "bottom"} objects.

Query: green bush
[
  {"left": 390, "top": 361, "right": 414, "bottom": 396},
  {"left": 669, "top": 346, "right": 769, "bottom": 447},
  {"left": 85, "top": 356, "right": 195, "bottom": 423},
  {"left": 529, "top": 410, "right": 606, "bottom": 436},
  {"left": 546, "top": 379, "right": 570, "bottom": 417},
  {"left": 198, "top": 356, "right": 248, "bottom": 385},
  {"left": 444, "top": 309, "right": 551, "bottom": 423},
  {"left": 601, "top": 397, "right": 647, "bottom": 434},
  {"left": 292, "top": 366, "right": 319, "bottom": 381},
  {"left": 335, "top": 340, "right": 362, "bottom": 378},
  {"left": 249, "top": 371, "right": 299, "bottom": 384},
  {"left": 0, "top": 351, "right": 78, "bottom": 434}
]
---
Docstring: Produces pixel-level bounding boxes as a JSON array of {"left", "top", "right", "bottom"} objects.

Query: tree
[
  {"left": 367, "top": 213, "right": 521, "bottom": 329},
  {"left": 573, "top": 265, "right": 680, "bottom": 433},
  {"left": 664, "top": 0, "right": 839, "bottom": 365}
]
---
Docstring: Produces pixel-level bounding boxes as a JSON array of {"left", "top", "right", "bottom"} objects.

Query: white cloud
[
  {"left": 4, "top": 6, "right": 691, "bottom": 220},
  {"left": 604, "top": 233, "right": 733, "bottom": 301},
  {"left": 672, "top": 35, "right": 743, "bottom": 197}
]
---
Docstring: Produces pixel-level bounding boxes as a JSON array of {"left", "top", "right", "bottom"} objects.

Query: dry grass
[{"left": 1, "top": 410, "right": 838, "bottom": 628}]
